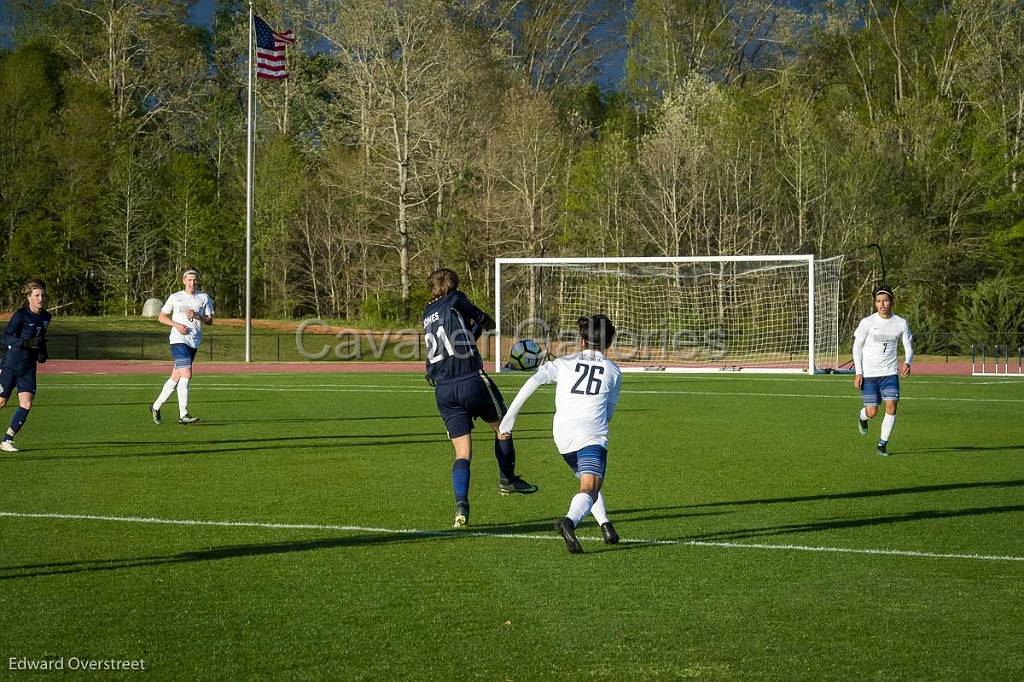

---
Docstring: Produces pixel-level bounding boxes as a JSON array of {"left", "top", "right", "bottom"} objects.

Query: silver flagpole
[{"left": 245, "top": 1, "right": 254, "bottom": 362}]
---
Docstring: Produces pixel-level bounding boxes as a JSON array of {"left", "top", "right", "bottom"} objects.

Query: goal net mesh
[{"left": 496, "top": 257, "right": 843, "bottom": 372}]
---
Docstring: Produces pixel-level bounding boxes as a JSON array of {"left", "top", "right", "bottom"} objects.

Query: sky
[
  {"left": 189, "top": 0, "right": 216, "bottom": 28},
  {"left": 3, "top": 0, "right": 627, "bottom": 87}
]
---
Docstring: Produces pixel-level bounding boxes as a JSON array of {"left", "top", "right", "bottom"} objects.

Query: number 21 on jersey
[{"left": 425, "top": 325, "right": 455, "bottom": 364}]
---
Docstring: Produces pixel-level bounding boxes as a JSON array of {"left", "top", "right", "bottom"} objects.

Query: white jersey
[
  {"left": 161, "top": 290, "right": 214, "bottom": 349},
  {"left": 500, "top": 349, "right": 622, "bottom": 454},
  {"left": 853, "top": 312, "right": 913, "bottom": 378}
]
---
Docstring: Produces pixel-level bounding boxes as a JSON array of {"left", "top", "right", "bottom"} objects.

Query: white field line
[
  {"left": 40, "top": 382, "right": 1024, "bottom": 404},
  {"left": 1, "top": 511, "right": 1021, "bottom": 563}
]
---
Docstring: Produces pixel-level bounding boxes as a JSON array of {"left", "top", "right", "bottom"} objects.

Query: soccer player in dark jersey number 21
[
  {"left": 0, "top": 280, "right": 51, "bottom": 452},
  {"left": 422, "top": 268, "right": 536, "bottom": 527}
]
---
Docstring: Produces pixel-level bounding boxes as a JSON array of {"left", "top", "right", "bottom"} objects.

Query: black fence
[
  {"left": 42, "top": 332, "right": 450, "bottom": 363},
  {"left": 32, "top": 330, "right": 1024, "bottom": 364}
]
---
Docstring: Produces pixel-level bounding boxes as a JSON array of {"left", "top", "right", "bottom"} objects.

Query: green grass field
[{"left": 1, "top": 372, "right": 1022, "bottom": 680}]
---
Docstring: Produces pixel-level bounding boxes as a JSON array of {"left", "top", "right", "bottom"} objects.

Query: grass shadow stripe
[{"left": 2, "top": 511, "right": 1022, "bottom": 563}]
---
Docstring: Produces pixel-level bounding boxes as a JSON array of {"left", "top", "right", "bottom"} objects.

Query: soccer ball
[{"left": 509, "top": 339, "right": 545, "bottom": 371}]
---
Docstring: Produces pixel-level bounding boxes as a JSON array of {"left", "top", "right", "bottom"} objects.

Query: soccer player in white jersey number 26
[
  {"left": 150, "top": 268, "right": 214, "bottom": 425},
  {"left": 853, "top": 285, "right": 913, "bottom": 456},
  {"left": 500, "top": 315, "right": 622, "bottom": 554}
]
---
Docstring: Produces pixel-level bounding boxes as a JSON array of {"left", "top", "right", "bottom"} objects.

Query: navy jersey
[
  {"left": 422, "top": 291, "right": 495, "bottom": 384},
  {"left": 1, "top": 307, "right": 51, "bottom": 371}
]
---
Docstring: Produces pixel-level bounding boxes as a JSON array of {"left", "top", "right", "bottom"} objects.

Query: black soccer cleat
[
  {"left": 600, "top": 521, "right": 619, "bottom": 545},
  {"left": 453, "top": 502, "right": 470, "bottom": 528},
  {"left": 178, "top": 414, "right": 200, "bottom": 425},
  {"left": 151, "top": 406, "right": 162, "bottom": 425},
  {"left": 876, "top": 442, "right": 889, "bottom": 457},
  {"left": 555, "top": 517, "right": 583, "bottom": 554},
  {"left": 858, "top": 416, "right": 868, "bottom": 435},
  {"left": 499, "top": 475, "right": 538, "bottom": 496}
]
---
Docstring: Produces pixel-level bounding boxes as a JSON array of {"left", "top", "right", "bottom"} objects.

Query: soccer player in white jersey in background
[
  {"left": 500, "top": 314, "right": 622, "bottom": 554},
  {"left": 151, "top": 268, "right": 214, "bottom": 425},
  {"left": 853, "top": 285, "right": 913, "bottom": 456}
]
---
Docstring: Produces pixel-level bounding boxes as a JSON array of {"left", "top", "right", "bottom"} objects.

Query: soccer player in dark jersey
[
  {"left": 423, "top": 268, "right": 536, "bottom": 527},
  {"left": 0, "top": 280, "right": 51, "bottom": 452}
]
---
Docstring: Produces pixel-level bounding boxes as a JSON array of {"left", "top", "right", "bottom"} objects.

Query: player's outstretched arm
[{"left": 498, "top": 373, "right": 548, "bottom": 436}]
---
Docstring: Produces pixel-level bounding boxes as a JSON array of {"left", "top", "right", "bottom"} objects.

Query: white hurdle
[{"left": 971, "top": 344, "right": 1024, "bottom": 377}]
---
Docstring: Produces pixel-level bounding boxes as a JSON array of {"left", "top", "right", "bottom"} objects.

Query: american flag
[{"left": 254, "top": 15, "right": 295, "bottom": 80}]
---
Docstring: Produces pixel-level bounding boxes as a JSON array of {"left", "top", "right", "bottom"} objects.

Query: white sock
[
  {"left": 590, "top": 492, "right": 609, "bottom": 525},
  {"left": 566, "top": 492, "right": 594, "bottom": 526},
  {"left": 153, "top": 379, "right": 177, "bottom": 410},
  {"left": 176, "top": 377, "right": 190, "bottom": 418},
  {"left": 880, "top": 413, "right": 896, "bottom": 442},
  {"left": 859, "top": 407, "right": 868, "bottom": 421}
]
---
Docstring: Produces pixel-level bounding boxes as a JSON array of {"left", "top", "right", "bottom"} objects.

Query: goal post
[{"left": 494, "top": 255, "right": 843, "bottom": 374}]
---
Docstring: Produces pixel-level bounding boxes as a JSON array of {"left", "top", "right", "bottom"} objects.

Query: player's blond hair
[
  {"left": 428, "top": 269, "right": 459, "bottom": 298},
  {"left": 22, "top": 279, "right": 45, "bottom": 295}
]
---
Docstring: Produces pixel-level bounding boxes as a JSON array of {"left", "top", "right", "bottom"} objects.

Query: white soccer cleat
[
  {"left": 453, "top": 502, "right": 469, "bottom": 528},
  {"left": 0, "top": 440, "right": 19, "bottom": 452}
]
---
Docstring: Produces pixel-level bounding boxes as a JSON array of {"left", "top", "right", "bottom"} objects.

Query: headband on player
[{"left": 872, "top": 285, "right": 894, "bottom": 301}]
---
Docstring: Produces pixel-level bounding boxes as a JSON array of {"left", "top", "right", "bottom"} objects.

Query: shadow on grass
[
  {"left": 901, "top": 444, "right": 1024, "bottom": 454},
  {"left": 4, "top": 432, "right": 554, "bottom": 461},
  {"left": 675, "top": 504, "right": 1024, "bottom": 543},
  {"left": 40, "top": 400, "right": 255, "bottom": 408},
  {"left": 470, "top": 509, "right": 730, "bottom": 537},
  {"left": 536, "top": 502, "right": 1024, "bottom": 555},
  {"left": 540, "top": 480, "right": 1024, "bottom": 553},
  {"left": 33, "top": 427, "right": 552, "bottom": 450},
  {"left": 212, "top": 414, "right": 443, "bottom": 424},
  {"left": 614, "top": 478, "right": 1024, "bottom": 512},
  {"left": 0, "top": 532, "right": 468, "bottom": 580}
]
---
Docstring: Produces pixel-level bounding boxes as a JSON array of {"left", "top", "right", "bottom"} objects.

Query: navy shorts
[
  {"left": 434, "top": 371, "right": 507, "bottom": 439},
  {"left": 170, "top": 343, "right": 198, "bottom": 369},
  {"left": 0, "top": 367, "right": 37, "bottom": 398},
  {"left": 561, "top": 445, "right": 608, "bottom": 479},
  {"left": 862, "top": 374, "right": 900, "bottom": 406}
]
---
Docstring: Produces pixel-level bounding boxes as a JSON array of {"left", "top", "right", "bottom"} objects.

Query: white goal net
[{"left": 494, "top": 256, "right": 843, "bottom": 373}]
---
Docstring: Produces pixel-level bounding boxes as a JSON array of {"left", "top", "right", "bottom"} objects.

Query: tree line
[{"left": 2, "top": 0, "right": 1023, "bottom": 350}]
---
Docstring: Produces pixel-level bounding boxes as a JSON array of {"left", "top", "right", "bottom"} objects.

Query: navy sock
[
  {"left": 494, "top": 437, "right": 516, "bottom": 480},
  {"left": 5, "top": 407, "right": 29, "bottom": 440},
  {"left": 452, "top": 459, "right": 470, "bottom": 504}
]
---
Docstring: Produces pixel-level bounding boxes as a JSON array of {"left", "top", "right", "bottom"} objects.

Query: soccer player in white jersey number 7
[
  {"left": 500, "top": 315, "right": 622, "bottom": 554},
  {"left": 853, "top": 285, "right": 913, "bottom": 456},
  {"left": 150, "top": 268, "right": 214, "bottom": 425}
]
